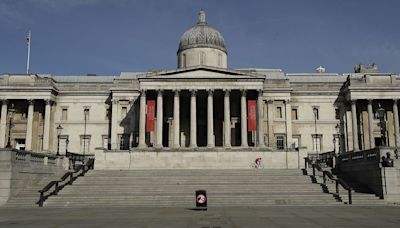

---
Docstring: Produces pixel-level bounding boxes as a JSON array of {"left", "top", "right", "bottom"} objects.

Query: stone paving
[{"left": 0, "top": 206, "right": 400, "bottom": 227}]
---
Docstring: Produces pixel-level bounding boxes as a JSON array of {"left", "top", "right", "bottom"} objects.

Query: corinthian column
[
  {"left": 285, "top": 99, "right": 292, "bottom": 149},
  {"left": 155, "top": 90, "right": 163, "bottom": 148},
  {"left": 367, "top": 99, "right": 375, "bottom": 149},
  {"left": 224, "top": 90, "right": 231, "bottom": 147},
  {"left": 0, "top": 100, "right": 8, "bottom": 148},
  {"left": 111, "top": 98, "right": 118, "bottom": 150},
  {"left": 207, "top": 90, "right": 214, "bottom": 147},
  {"left": 257, "top": 90, "right": 265, "bottom": 147},
  {"left": 190, "top": 90, "right": 197, "bottom": 148},
  {"left": 351, "top": 100, "right": 359, "bottom": 151},
  {"left": 173, "top": 90, "right": 180, "bottom": 148},
  {"left": 393, "top": 99, "right": 400, "bottom": 147},
  {"left": 240, "top": 90, "right": 248, "bottom": 147},
  {"left": 25, "top": 99, "right": 34, "bottom": 151},
  {"left": 138, "top": 91, "right": 146, "bottom": 148},
  {"left": 43, "top": 99, "right": 52, "bottom": 151}
]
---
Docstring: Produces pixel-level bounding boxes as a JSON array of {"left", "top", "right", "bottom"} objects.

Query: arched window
[
  {"left": 218, "top": 53, "right": 222, "bottom": 67},
  {"left": 182, "top": 54, "right": 186, "bottom": 68},
  {"left": 200, "top": 52, "right": 206, "bottom": 65}
]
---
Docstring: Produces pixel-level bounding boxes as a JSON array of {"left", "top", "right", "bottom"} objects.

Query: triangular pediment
[{"left": 138, "top": 66, "right": 264, "bottom": 80}]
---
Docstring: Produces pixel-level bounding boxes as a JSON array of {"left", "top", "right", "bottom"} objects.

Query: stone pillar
[
  {"left": 257, "top": 90, "right": 265, "bottom": 147},
  {"left": 111, "top": 98, "right": 118, "bottom": 150},
  {"left": 43, "top": 99, "right": 51, "bottom": 151},
  {"left": 367, "top": 99, "right": 375, "bottom": 149},
  {"left": 351, "top": 100, "right": 359, "bottom": 151},
  {"left": 393, "top": 99, "right": 400, "bottom": 147},
  {"left": 224, "top": 90, "right": 231, "bottom": 147},
  {"left": 267, "top": 99, "right": 274, "bottom": 148},
  {"left": 285, "top": 99, "right": 292, "bottom": 149},
  {"left": 190, "top": 90, "right": 197, "bottom": 148},
  {"left": 173, "top": 90, "right": 180, "bottom": 148},
  {"left": 156, "top": 90, "right": 163, "bottom": 148},
  {"left": 138, "top": 91, "right": 146, "bottom": 148},
  {"left": 207, "top": 90, "right": 214, "bottom": 147},
  {"left": 0, "top": 100, "right": 8, "bottom": 148},
  {"left": 25, "top": 99, "right": 35, "bottom": 151},
  {"left": 240, "top": 90, "right": 248, "bottom": 147}
]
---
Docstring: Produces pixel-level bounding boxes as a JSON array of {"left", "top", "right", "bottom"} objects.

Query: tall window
[
  {"left": 276, "top": 107, "right": 283, "bottom": 119},
  {"left": 119, "top": 134, "right": 130, "bottom": 150},
  {"left": 61, "top": 108, "right": 68, "bottom": 121},
  {"left": 80, "top": 135, "right": 91, "bottom": 154},
  {"left": 182, "top": 54, "right": 186, "bottom": 68},
  {"left": 276, "top": 135, "right": 285, "bottom": 150},
  {"left": 291, "top": 108, "right": 298, "bottom": 120},
  {"left": 102, "top": 135, "right": 110, "bottom": 150},
  {"left": 312, "top": 134, "right": 322, "bottom": 152},
  {"left": 121, "top": 106, "right": 127, "bottom": 119},
  {"left": 218, "top": 53, "right": 222, "bottom": 67}
]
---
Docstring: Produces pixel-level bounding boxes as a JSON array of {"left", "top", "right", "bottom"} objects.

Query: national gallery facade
[{"left": 1, "top": 10, "right": 399, "bottom": 169}]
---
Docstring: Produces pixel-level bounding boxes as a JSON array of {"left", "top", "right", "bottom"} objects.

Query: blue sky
[{"left": 0, "top": 0, "right": 399, "bottom": 75}]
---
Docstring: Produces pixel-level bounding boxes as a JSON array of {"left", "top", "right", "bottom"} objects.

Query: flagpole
[{"left": 26, "top": 31, "right": 31, "bottom": 74}]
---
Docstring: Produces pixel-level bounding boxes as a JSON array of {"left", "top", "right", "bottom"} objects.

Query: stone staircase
[{"left": 6, "top": 169, "right": 345, "bottom": 207}]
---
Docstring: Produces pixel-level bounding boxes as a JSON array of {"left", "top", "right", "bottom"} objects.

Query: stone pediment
[{"left": 138, "top": 66, "right": 264, "bottom": 80}]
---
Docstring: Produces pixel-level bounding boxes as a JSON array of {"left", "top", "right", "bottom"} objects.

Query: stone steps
[{"left": 5, "top": 169, "right": 385, "bottom": 207}]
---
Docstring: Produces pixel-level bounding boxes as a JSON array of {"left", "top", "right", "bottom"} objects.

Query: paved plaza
[{"left": 0, "top": 206, "right": 399, "bottom": 227}]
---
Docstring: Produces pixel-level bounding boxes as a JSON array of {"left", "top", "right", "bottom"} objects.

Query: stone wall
[
  {"left": 95, "top": 148, "right": 307, "bottom": 170},
  {"left": 0, "top": 149, "right": 67, "bottom": 206}
]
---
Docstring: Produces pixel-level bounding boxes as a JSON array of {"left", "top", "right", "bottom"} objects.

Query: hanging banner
[
  {"left": 146, "top": 100, "right": 156, "bottom": 132},
  {"left": 248, "top": 100, "right": 257, "bottom": 132}
]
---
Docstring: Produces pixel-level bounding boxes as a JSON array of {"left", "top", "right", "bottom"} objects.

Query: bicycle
[{"left": 249, "top": 157, "right": 264, "bottom": 169}]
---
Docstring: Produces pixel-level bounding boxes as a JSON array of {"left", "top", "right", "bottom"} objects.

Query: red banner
[
  {"left": 248, "top": 100, "right": 257, "bottom": 132},
  {"left": 146, "top": 100, "right": 155, "bottom": 132}
]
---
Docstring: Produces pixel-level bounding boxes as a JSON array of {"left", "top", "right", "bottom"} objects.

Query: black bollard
[{"left": 195, "top": 190, "right": 207, "bottom": 210}]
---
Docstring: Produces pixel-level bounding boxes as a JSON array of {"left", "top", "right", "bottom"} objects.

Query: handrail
[
  {"left": 37, "top": 158, "right": 95, "bottom": 207},
  {"left": 305, "top": 157, "right": 352, "bottom": 204}
]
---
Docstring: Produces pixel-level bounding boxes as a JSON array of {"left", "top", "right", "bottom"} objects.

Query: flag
[
  {"left": 146, "top": 100, "right": 156, "bottom": 132},
  {"left": 27, "top": 31, "right": 31, "bottom": 45},
  {"left": 247, "top": 100, "right": 257, "bottom": 131}
]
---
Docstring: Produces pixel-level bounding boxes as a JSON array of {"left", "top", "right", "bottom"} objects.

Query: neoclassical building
[{"left": 0, "top": 10, "right": 399, "bottom": 169}]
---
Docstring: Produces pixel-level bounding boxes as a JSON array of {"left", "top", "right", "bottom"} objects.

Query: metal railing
[
  {"left": 37, "top": 158, "right": 94, "bottom": 207},
  {"left": 304, "top": 157, "right": 353, "bottom": 204}
]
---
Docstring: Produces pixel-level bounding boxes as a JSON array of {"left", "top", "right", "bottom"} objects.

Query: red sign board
[
  {"left": 248, "top": 100, "right": 257, "bottom": 132},
  {"left": 146, "top": 100, "right": 155, "bottom": 132}
]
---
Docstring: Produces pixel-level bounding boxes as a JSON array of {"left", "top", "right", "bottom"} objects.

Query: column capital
[
  {"left": 393, "top": 99, "right": 399, "bottom": 104},
  {"left": 173, "top": 89, "right": 180, "bottom": 95},
  {"left": 111, "top": 98, "right": 119, "bottom": 105},
  {"left": 1, "top": 99, "right": 8, "bottom": 105},
  {"left": 367, "top": 99, "right": 374, "bottom": 105},
  {"left": 240, "top": 89, "right": 247, "bottom": 96},
  {"left": 258, "top": 89, "right": 263, "bottom": 95},
  {"left": 44, "top": 99, "right": 52, "bottom": 106},
  {"left": 27, "top": 99, "right": 35, "bottom": 105},
  {"left": 190, "top": 89, "right": 197, "bottom": 96},
  {"left": 207, "top": 89, "right": 214, "bottom": 95},
  {"left": 350, "top": 99, "right": 357, "bottom": 105},
  {"left": 140, "top": 89, "right": 146, "bottom": 95},
  {"left": 224, "top": 89, "right": 230, "bottom": 96},
  {"left": 157, "top": 90, "right": 163, "bottom": 95}
]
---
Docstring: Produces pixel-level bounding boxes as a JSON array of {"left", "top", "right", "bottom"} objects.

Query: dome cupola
[{"left": 177, "top": 9, "right": 228, "bottom": 68}]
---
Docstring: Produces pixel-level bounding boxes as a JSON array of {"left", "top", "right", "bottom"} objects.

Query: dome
[{"left": 178, "top": 10, "right": 227, "bottom": 54}]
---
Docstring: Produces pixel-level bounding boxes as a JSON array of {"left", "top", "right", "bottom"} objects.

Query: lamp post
[
  {"left": 56, "top": 124, "right": 63, "bottom": 156},
  {"left": 83, "top": 108, "right": 89, "bottom": 156},
  {"left": 335, "top": 123, "right": 340, "bottom": 154},
  {"left": 376, "top": 103, "right": 387, "bottom": 146},
  {"left": 6, "top": 104, "right": 15, "bottom": 148},
  {"left": 66, "top": 138, "right": 69, "bottom": 154},
  {"left": 313, "top": 107, "right": 319, "bottom": 156}
]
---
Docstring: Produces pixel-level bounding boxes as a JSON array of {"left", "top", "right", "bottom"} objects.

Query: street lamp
[
  {"left": 376, "top": 103, "right": 387, "bottom": 146},
  {"left": 313, "top": 107, "right": 319, "bottom": 155},
  {"left": 56, "top": 124, "right": 63, "bottom": 156},
  {"left": 6, "top": 104, "right": 15, "bottom": 148},
  {"left": 335, "top": 123, "right": 340, "bottom": 154},
  {"left": 83, "top": 108, "right": 89, "bottom": 156},
  {"left": 66, "top": 138, "right": 69, "bottom": 153}
]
